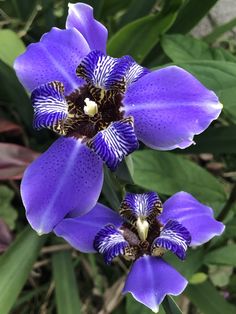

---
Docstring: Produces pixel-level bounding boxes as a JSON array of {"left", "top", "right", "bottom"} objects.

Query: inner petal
[
  {"left": 94, "top": 224, "right": 129, "bottom": 264},
  {"left": 151, "top": 220, "right": 191, "bottom": 260},
  {"left": 87, "top": 117, "right": 139, "bottom": 171},
  {"left": 31, "top": 81, "right": 68, "bottom": 133},
  {"left": 120, "top": 192, "right": 163, "bottom": 224}
]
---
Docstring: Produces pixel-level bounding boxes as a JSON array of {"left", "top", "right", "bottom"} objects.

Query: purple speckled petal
[
  {"left": 54, "top": 203, "right": 122, "bottom": 253},
  {"left": 66, "top": 3, "right": 108, "bottom": 53},
  {"left": 21, "top": 137, "right": 103, "bottom": 234},
  {"left": 123, "top": 66, "right": 222, "bottom": 150},
  {"left": 123, "top": 256, "right": 187, "bottom": 312},
  {"left": 14, "top": 27, "right": 90, "bottom": 95},
  {"left": 159, "top": 192, "right": 225, "bottom": 246}
]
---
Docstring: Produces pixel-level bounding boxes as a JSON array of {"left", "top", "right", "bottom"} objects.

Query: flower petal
[
  {"left": 88, "top": 117, "right": 139, "bottom": 171},
  {"left": 120, "top": 192, "right": 162, "bottom": 221},
  {"left": 152, "top": 220, "right": 191, "bottom": 260},
  {"left": 21, "top": 137, "right": 103, "bottom": 234},
  {"left": 77, "top": 51, "right": 148, "bottom": 92},
  {"left": 66, "top": 3, "right": 108, "bottom": 53},
  {"left": 31, "top": 81, "right": 68, "bottom": 131},
  {"left": 123, "top": 256, "right": 187, "bottom": 312},
  {"left": 123, "top": 66, "right": 222, "bottom": 150},
  {"left": 14, "top": 27, "right": 90, "bottom": 94},
  {"left": 94, "top": 224, "right": 129, "bottom": 264},
  {"left": 54, "top": 203, "right": 122, "bottom": 253},
  {"left": 159, "top": 192, "right": 225, "bottom": 246}
]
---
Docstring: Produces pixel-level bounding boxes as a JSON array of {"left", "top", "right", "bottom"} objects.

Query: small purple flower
[
  {"left": 14, "top": 3, "right": 222, "bottom": 234},
  {"left": 53, "top": 191, "right": 225, "bottom": 312}
]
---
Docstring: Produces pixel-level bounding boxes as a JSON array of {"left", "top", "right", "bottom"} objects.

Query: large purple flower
[
  {"left": 54, "top": 191, "right": 225, "bottom": 312},
  {"left": 14, "top": 3, "right": 222, "bottom": 234}
]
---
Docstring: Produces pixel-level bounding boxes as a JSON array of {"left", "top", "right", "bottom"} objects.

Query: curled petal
[
  {"left": 152, "top": 220, "right": 191, "bottom": 260},
  {"left": 66, "top": 3, "right": 108, "bottom": 53},
  {"left": 88, "top": 117, "right": 139, "bottom": 171},
  {"left": 123, "top": 256, "right": 187, "bottom": 313},
  {"left": 77, "top": 50, "right": 148, "bottom": 92},
  {"left": 31, "top": 81, "right": 68, "bottom": 131},
  {"left": 120, "top": 192, "right": 162, "bottom": 222},
  {"left": 124, "top": 66, "right": 222, "bottom": 150},
  {"left": 54, "top": 203, "right": 122, "bottom": 253},
  {"left": 14, "top": 27, "right": 90, "bottom": 94},
  {"left": 94, "top": 225, "right": 129, "bottom": 264},
  {"left": 160, "top": 192, "right": 225, "bottom": 246},
  {"left": 21, "top": 137, "right": 103, "bottom": 234}
]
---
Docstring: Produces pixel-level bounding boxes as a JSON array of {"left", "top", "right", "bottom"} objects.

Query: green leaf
[
  {"left": 118, "top": 0, "right": 157, "bottom": 27},
  {"left": 204, "top": 17, "right": 236, "bottom": 44},
  {"left": 162, "top": 296, "right": 182, "bottom": 314},
  {"left": 209, "top": 265, "right": 233, "bottom": 287},
  {"left": 126, "top": 294, "right": 165, "bottom": 314},
  {"left": 0, "top": 185, "right": 18, "bottom": 230},
  {"left": 185, "top": 281, "right": 236, "bottom": 314},
  {"left": 52, "top": 250, "right": 81, "bottom": 314},
  {"left": 181, "top": 126, "right": 236, "bottom": 154},
  {"left": 102, "top": 167, "right": 122, "bottom": 210},
  {"left": 107, "top": 0, "right": 183, "bottom": 63},
  {"left": 0, "top": 60, "right": 32, "bottom": 130},
  {"left": 218, "top": 87, "right": 236, "bottom": 124},
  {"left": 169, "top": 0, "right": 218, "bottom": 34},
  {"left": 0, "top": 227, "right": 46, "bottom": 314},
  {"left": 161, "top": 34, "right": 236, "bottom": 62},
  {"left": 204, "top": 244, "right": 236, "bottom": 267},
  {"left": 0, "top": 30, "right": 25, "bottom": 67},
  {"left": 132, "top": 150, "right": 226, "bottom": 209}
]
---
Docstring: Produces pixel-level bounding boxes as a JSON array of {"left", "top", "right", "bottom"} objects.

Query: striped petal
[
  {"left": 31, "top": 81, "right": 68, "bottom": 131},
  {"left": 94, "top": 224, "right": 129, "bottom": 264},
  {"left": 120, "top": 192, "right": 162, "bottom": 222},
  {"left": 87, "top": 117, "right": 139, "bottom": 171},
  {"left": 152, "top": 220, "right": 191, "bottom": 260},
  {"left": 76, "top": 50, "right": 149, "bottom": 92}
]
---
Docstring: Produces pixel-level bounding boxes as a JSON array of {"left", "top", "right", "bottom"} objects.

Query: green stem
[{"left": 217, "top": 184, "right": 236, "bottom": 221}]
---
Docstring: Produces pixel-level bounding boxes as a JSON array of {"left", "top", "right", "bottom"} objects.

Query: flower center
[{"left": 83, "top": 98, "right": 98, "bottom": 117}]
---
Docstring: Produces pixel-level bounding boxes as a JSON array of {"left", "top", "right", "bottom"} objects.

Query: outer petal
[
  {"left": 14, "top": 27, "right": 90, "bottom": 94},
  {"left": 123, "top": 66, "right": 222, "bottom": 150},
  {"left": 159, "top": 192, "right": 225, "bottom": 246},
  {"left": 21, "top": 137, "right": 103, "bottom": 234},
  {"left": 66, "top": 3, "right": 108, "bottom": 53},
  {"left": 54, "top": 203, "right": 122, "bottom": 253},
  {"left": 123, "top": 256, "right": 187, "bottom": 312}
]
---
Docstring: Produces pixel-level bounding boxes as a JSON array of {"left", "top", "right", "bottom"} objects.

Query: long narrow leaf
[{"left": 0, "top": 227, "right": 46, "bottom": 314}]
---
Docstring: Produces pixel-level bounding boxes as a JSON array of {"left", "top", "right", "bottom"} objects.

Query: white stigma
[
  {"left": 136, "top": 217, "right": 149, "bottom": 241},
  {"left": 84, "top": 98, "right": 98, "bottom": 117}
]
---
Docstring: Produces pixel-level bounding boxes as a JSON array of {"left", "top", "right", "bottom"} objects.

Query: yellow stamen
[{"left": 136, "top": 217, "right": 149, "bottom": 241}]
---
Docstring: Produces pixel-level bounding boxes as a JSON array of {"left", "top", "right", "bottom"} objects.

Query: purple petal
[
  {"left": 123, "top": 66, "right": 222, "bottom": 150},
  {"left": 94, "top": 224, "right": 129, "bottom": 264},
  {"left": 21, "top": 137, "right": 103, "bottom": 234},
  {"left": 123, "top": 256, "right": 187, "bottom": 312},
  {"left": 66, "top": 3, "right": 108, "bottom": 53},
  {"left": 14, "top": 27, "right": 90, "bottom": 94},
  {"left": 120, "top": 192, "right": 162, "bottom": 219},
  {"left": 31, "top": 81, "right": 68, "bottom": 130},
  {"left": 54, "top": 203, "right": 122, "bottom": 253},
  {"left": 152, "top": 220, "right": 191, "bottom": 260},
  {"left": 88, "top": 117, "right": 139, "bottom": 171},
  {"left": 159, "top": 192, "right": 225, "bottom": 246}
]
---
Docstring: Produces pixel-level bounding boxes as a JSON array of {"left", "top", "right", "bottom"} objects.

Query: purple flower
[
  {"left": 53, "top": 191, "right": 225, "bottom": 312},
  {"left": 14, "top": 3, "right": 222, "bottom": 234}
]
